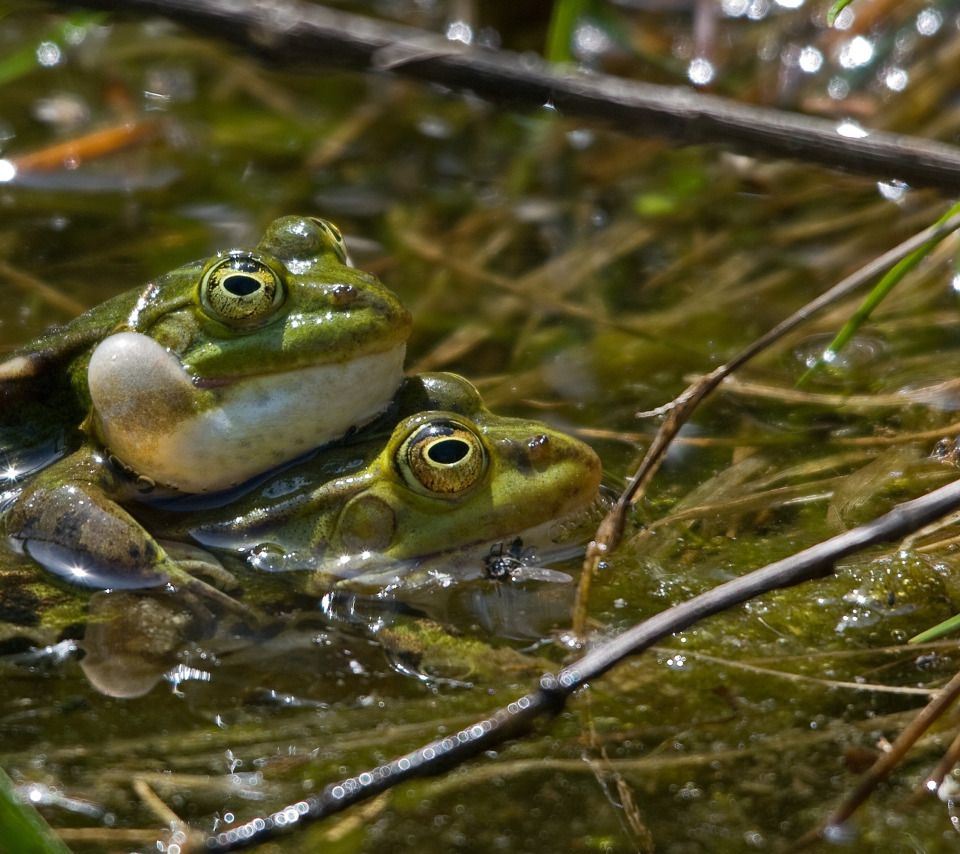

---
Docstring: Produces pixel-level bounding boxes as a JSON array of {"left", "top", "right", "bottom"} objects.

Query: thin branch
[
  {"left": 56, "top": 0, "right": 960, "bottom": 191},
  {"left": 196, "top": 471, "right": 960, "bottom": 853},
  {"left": 572, "top": 209, "right": 960, "bottom": 634}
]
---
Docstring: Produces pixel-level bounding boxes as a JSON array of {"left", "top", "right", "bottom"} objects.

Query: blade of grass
[
  {"left": 545, "top": 0, "right": 588, "bottom": 63},
  {"left": 826, "top": 0, "right": 855, "bottom": 26},
  {"left": 910, "top": 611, "right": 960, "bottom": 643},
  {"left": 799, "top": 199, "right": 960, "bottom": 385},
  {"left": 0, "top": 767, "right": 73, "bottom": 854}
]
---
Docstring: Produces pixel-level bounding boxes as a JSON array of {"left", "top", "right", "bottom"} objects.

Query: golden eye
[
  {"left": 400, "top": 419, "right": 487, "bottom": 497},
  {"left": 310, "top": 217, "right": 348, "bottom": 264},
  {"left": 200, "top": 254, "right": 285, "bottom": 324}
]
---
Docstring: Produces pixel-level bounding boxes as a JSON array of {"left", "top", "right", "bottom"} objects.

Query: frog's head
[
  {"left": 118, "top": 215, "right": 411, "bottom": 381},
  {"left": 329, "top": 374, "right": 603, "bottom": 560},
  {"left": 85, "top": 215, "right": 413, "bottom": 492}
]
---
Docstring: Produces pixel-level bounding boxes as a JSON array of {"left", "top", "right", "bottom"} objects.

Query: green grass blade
[
  {"left": 911, "top": 611, "right": 960, "bottom": 644},
  {"left": 799, "top": 199, "right": 960, "bottom": 385},
  {"left": 0, "top": 767, "right": 73, "bottom": 854},
  {"left": 827, "top": 0, "right": 856, "bottom": 26},
  {"left": 545, "top": 0, "right": 588, "bottom": 63}
]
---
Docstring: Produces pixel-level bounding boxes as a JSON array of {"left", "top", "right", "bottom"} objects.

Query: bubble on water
[{"left": 828, "top": 77, "right": 850, "bottom": 99}]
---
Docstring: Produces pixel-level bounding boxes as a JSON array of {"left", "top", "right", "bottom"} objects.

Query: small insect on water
[{"left": 483, "top": 537, "right": 540, "bottom": 581}]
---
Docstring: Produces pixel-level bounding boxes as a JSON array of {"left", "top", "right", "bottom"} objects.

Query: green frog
[
  {"left": 0, "top": 373, "right": 602, "bottom": 697},
  {"left": 1, "top": 215, "right": 412, "bottom": 593},
  {"left": 142, "top": 372, "right": 603, "bottom": 586}
]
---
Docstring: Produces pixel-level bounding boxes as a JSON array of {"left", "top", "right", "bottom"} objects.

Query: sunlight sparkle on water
[
  {"left": 916, "top": 7, "right": 942, "bottom": 35},
  {"left": 839, "top": 36, "right": 874, "bottom": 69},
  {"left": 722, "top": 0, "right": 748, "bottom": 16},
  {"left": 36, "top": 41, "right": 61, "bottom": 66},
  {"left": 574, "top": 22, "right": 612, "bottom": 58},
  {"left": 446, "top": 21, "right": 472, "bottom": 45},
  {"left": 884, "top": 67, "right": 909, "bottom": 91},
  {"left": 877, "top": 180, "right": 908, "bottom": 201},
  {"left": 687, "top": 57, "right": 715, "bottom": 85},
  {"left": 65, "top": 563, "right": 91, "bottom": 582},
  {"left": 798, "top": 46, "right": 823, "bottom": 73},
  {"left": 836, "top": 120, "right": 868, "bottom": 139},
  {"left": 833, "top": 7, "right": 855, "bottom": 29}
]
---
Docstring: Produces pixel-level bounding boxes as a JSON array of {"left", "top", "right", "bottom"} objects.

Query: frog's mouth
[{"left": 87, "top": 331, "right": 406, "bottom": 493}]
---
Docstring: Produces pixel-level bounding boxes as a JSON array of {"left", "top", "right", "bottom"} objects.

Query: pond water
[{"left": 4, "top": 1, "right": 960, "bottom": 852}]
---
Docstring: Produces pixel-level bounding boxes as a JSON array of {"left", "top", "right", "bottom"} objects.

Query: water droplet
[{"left": 877, "top": 179, "right": 909, "bottom": 201}]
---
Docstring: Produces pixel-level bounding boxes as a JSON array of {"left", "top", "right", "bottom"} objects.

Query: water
[{"left": 3, "top": 1, "right": 960, "bottom": 851}]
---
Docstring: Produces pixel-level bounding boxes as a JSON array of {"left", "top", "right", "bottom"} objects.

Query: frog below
[{"left": 145, "top": 372, "right": 602, "bottom": 587}]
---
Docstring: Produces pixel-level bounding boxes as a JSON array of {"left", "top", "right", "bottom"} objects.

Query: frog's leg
[{"left": 4, "top": 449, "right": 260, "bottom": 623}]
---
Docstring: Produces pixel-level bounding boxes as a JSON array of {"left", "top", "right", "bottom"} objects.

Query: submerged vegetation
[{"left": 3, "top": 0, "right": 960, "bottom": 851}]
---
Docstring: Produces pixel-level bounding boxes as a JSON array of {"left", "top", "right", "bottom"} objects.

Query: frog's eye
[
  {"left": 399, "top": 419, "right": 487, "bottom": 497},
  {"left": 200, "top": 254, "right": 285, "bottom": 325},
  {"left": 309, "top": 217, "right": 349, "bottom": 265}
]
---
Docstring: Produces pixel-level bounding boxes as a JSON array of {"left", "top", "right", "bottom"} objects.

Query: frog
[
  {"left": 0, "top": 373, "right": 602, "bottom": 697},
  {"left": 0, "top": 215, "right": 412, "bottom": 595},
  {"left": 140, "top": 372, "right": 603, "bottom": 588}
]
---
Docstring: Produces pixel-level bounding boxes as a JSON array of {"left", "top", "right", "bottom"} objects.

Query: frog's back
[{"left": 0, "top": 288, "right": 143, "bottom": 479}]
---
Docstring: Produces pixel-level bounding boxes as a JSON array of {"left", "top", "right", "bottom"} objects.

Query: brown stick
[{"left": 52, "top": 0, "right": 960, "bottom": 191}]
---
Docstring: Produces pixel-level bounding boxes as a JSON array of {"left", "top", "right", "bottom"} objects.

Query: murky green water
[{"left": 4, "top": 2, "right": 960, "bottom": 852}]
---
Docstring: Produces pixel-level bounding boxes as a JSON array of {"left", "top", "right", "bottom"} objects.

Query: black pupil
[
  {"left": 222, "top": 273, "right": 261, "bottom": 296},
  {"left": 427, "top": 438, "right": 469, "bottom": 464}
]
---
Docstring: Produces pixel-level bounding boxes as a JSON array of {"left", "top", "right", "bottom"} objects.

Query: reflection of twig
[
  {"left": 200, "top": 471, "right": 960, "bottom": 852},
  {"left": 682, "top": 649, "right": 935, "bottom": 697},
  {"left": 61, "top": 0, "right": 960, "bottom": 190},
  {"left": 573, "top": 209, "right": 960, "bottom": 635},
  {"left": 0, "top": 259, "right": 87, "bottom": 318}
]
